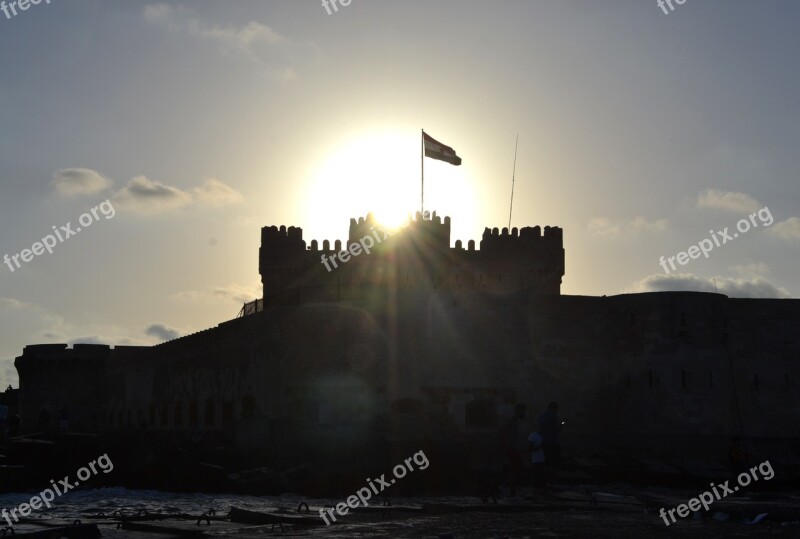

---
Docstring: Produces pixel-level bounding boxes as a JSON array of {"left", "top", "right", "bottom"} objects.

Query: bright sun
[{"left": 305, "top": 130, "right": 476, "bottom": 243}]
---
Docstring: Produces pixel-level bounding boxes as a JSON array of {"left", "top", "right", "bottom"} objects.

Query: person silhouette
[
  {"left": 538, "top": 402, "right": 562, "bottom": 482},
  {"left": 498, "top": 403, "right": 527, "bottom": 496}
]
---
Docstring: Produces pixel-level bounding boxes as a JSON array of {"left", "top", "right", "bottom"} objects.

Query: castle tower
[
  {"left": 258, "top": 214, "right": 564, "bottom": 305},
  {"left": 258, "top": 225, "right": 307, "bottom": 303}
]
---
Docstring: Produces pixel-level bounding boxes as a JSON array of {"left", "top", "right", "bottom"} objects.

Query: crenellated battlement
[
  {"left": 348, "top": 212, "right": 380, "bottom": 244},
  {"left": 477, "top": 225, "right": 563, "bottom": 254},
  {"left": 258, "top": 212, "right": 565, "bottom": 304},
  {"left": 260, "top": 225, "right": 305, "bottom": 252},
  {"left": 258, "top": 225, "right": 307, "bottom": 275}
]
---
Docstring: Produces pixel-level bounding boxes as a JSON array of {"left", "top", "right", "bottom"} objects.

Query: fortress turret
[
  {"left": 259, "top": 225, "right": 307, "bottom": 302},
  {"left": 258, "top": 213, "right": 565, "bottom": 305}
]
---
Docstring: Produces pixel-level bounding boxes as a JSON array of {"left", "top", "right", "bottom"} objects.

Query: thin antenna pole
[
  {"left": 508, "top": 133, "right": 519, "bottom": 230},
  {"left": 421, "top": 129, "right": 424, "bottom": 216}
]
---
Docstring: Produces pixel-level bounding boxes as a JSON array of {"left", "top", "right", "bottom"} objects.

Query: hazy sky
[{"left": 1, "top": 0, "right": 799, "bottom": 388}]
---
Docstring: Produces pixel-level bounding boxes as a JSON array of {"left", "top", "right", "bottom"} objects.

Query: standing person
[
  {"left": 539, "top": 402, "right": 562, "bottom": 482},
  {"left": 497, "top": 403, "right": 527, "bottom": 496},
  {"left": 528, "top": 430, "right": 546, "bottom": 487},
  {"left": 729, "top": 435, "right": 747, "bottom": 476}
]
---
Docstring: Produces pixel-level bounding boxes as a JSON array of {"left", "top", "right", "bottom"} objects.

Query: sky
[{"left": 1, "top": 0, "right": 799, "bottom": 388}]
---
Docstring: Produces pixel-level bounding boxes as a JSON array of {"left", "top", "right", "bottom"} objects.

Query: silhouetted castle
[
  {"left": 259, "top": 211, "right": 564, "bottom": 305},
  {"left": 13, "top": 213, "right": 800, "bottom": 490}
]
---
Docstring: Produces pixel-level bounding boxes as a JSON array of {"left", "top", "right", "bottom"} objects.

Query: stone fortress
[
  {"left": 14, "top": 212, "right": 800, "bottom": 486},
  {"left": 259, "top": 211, "right": 565, "bottom": 305}
]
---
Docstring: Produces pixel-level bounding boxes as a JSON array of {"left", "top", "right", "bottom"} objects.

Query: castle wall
[
  {"left": 13, "top": 215, "right": 799, "bottom": 479},
  {"left": 14, "top": 344, "right": 146, "bottom": 431},
  {"left": 17, "top": 290, "right": 797, "bottom": 475}
]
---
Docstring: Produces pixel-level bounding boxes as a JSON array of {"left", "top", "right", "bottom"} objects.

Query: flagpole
[
  {"left": 421, "top": 129, "right": 424, "bottom": 217},
  {"left": 508, "top": 133, "right": 518, "bottom": 230}
]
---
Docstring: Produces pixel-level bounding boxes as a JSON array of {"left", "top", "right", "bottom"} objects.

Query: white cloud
[
  {"left": 0, "top": 297, "right": 150, "bottom": 356},
  {"left": 729, "top": 262, "right": 770, "bottom": 278},
  {"left": 696, "top": 189, "right": 762, "bottom": 213},
  {"left": 113, "top": 175, "right": 192, "bottom": 212},
  {"left": 144, "top": 323, "right": 182, "bottom": 343},
  {"left": 587, "top": 216, "right": 667, "bottom": 238},
  {"left": 143, "top": 4, "right": 295, "bottom": 79},
  {"left": 1, "top": 358, "right": 18, "bottom": 389},
  {"left": 768, "top": 217, "right": 800, "bottom": 241},
  {"left": 112, "top": 176, "right": 242, "bottom": 215},
  {"left": 51, "top": 168, "right": 112, "bottom": 197},
  {"left": 0, "top": 298, "right": 33, "bottom": 310},
  {"left": 67, "top": 335, "right": 137, "bottom": 347},
  {"left": 144, "top": 3, "right": 282, "bottom": 45},
  {"left": 49, "top": 168, "right": 241, "bottom": 215},
  {"left": 212, "top": 283, "right": 261, "bottom": 304},
  {"left": 191, "top": 178, "right": 244, "bottom": 206},
  {"left": 627, "top": 273, "right": 791, "bottom": 299},
  {"left": 170, "top": 282, "right": 261, "bottom": 305}
]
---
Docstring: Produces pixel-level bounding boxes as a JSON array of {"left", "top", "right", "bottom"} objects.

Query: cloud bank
[
  {"left": 52, "top": 168, "right": 112, "bottom": 197},
  {"left": 628, "top": 273, "right": 790, "bottom": 299}
]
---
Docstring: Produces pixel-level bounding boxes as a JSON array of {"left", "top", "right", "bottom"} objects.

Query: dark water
[
  {"left": 2, "top": 488, "right": 798, "bottom": 538},
  {"left": 0, "top": 487, "right": 332, "bottom": 518}
]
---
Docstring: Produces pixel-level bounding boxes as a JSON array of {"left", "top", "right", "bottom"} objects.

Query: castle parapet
[
  {"left": 480, "top": 225, "right": 563, "bottom": 253},
  {"left": 259, "top": 225, "right": 309, "bottom": 300},
  {"left": 259, "top": 213, "right": 565, "bottom": 303}
]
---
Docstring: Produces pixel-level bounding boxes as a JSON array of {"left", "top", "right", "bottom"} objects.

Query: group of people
[{"left": 498, "top": 401, "right": 563, "bottom": 496}]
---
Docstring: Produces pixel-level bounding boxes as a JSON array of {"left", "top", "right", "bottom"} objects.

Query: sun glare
[{"left": 306, "top": 130, "right": 477, "bottom": 243}]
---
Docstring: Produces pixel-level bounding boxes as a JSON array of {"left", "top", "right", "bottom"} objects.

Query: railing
[{"left": 237, "top": 298, "right": 264, "bottom": 318}]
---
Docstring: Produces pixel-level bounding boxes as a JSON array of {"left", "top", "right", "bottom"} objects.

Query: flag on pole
[{"left": 422, "top": 131, "right": 462, "bottom": 166}]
